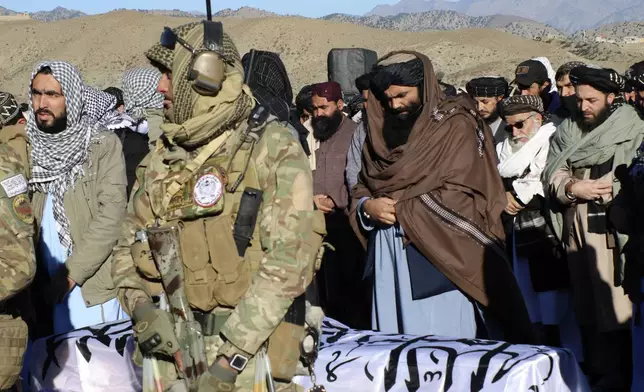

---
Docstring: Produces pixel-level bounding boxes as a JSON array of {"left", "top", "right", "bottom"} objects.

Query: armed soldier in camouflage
[
  {"left": 112, "top": 21, "right": 324, "bottom": 391},
  {"left": 0, "top": 124, "right": 35, "bottom": 390}
]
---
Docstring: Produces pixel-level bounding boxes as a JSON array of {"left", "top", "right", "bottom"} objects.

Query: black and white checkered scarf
[
  {"left": 27, "top": 61, "right": 105, "bottom": 256},
  {"left": 122, "top": 68, "right": 163, "bottom": 123},
  {"left": 83, "top": 85, "right": 132, "bottom": 130}
]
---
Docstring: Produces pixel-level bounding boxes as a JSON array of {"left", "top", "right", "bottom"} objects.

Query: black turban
[
  {"left": 625, "top": 61, "right": 644, "bottom": 92},
  {"left": 466, "top": 77, "right": 508, "bottom": 98},
  {"left": 569, "top": 66, "right": 624, "bottom": 94},
  {"left": 371, "top": 58, "right": 424, "bottom": 93},
  {"left": 499, "top": 95, "right": 544, "bottom": 119}
]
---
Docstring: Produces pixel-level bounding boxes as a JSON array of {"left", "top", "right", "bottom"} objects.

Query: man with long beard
[
  {"left": 350, "top": 51, "right": 533, "bottom": 343},
  {"left": 310, "top": 81, "right": 368, "bottom": 328},
  {"left": 545, "top": 65, "right": 644, "bottom": 391},
  {"left": 496, "top": 95, "right": 583, "bottom": 363},
  {"left": 466, "top": 76, "right": 508, "bottom": 146}
]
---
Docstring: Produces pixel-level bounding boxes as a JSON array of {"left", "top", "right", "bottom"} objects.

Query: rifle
[{"left": 147, "top": 224, "right": 208, "bottom": 384}]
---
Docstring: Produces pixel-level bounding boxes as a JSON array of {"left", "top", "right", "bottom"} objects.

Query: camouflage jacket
[
  {"left": 112, "top": 119, "right": 317, "bottom": 357},
  {"left": 0, "top": 141, "right": 35, "bottom": 303}
]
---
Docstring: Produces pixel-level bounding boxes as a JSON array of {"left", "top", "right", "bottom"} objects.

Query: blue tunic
[
  {"left": 41, "top": 194, "right": 127, "bottom": 334},
  {"left": 357, "top": 198, "right": 478, "bottom": 337}
]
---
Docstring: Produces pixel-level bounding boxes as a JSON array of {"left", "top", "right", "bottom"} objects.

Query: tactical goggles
[{"left": 160, "top": 27, "right": 196, "bottom": 54}]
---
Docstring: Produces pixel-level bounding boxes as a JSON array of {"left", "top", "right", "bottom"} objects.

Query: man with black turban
[
  {"left": 350, "top": 51, "right": 533, "bottom": 343},
  {"left": 545, "top": 65, "right": 644, "bottom": 391},
  {"left": 467, "top": 76, "right": 509, "bottom": 146}
]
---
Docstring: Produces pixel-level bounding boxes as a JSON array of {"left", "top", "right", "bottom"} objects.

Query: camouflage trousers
[{"left": 143, "top": 335, "right": 303, "bottom": 392}]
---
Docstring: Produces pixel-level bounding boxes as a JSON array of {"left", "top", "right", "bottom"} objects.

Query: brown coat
[
  {"left": 351, "top": 51, "right": 533, "bottom": 343},
  {"left": 313, "top": 116, "right": 357, "bottom": 213}
]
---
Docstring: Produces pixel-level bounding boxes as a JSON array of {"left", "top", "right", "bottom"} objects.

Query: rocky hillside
[
  {"left": 0, "top": 10, "right": 633, "bottom": 101},
  {"left": 573, "top": 22, "right": 644, "bottom": 42},
  {"left": 323, "top": 10, "right": 563, "bottom": 39},
  {"left": 0, "top": 6, "right": 19, "bottom": 16},
  {"left": 29, "top": 6, "right": 86, "bottom": 22},
  {"left": 133, "top": 9, "right": 205, "bottom": 18},
  {"left": 366, "top": 0, "right": 644, "bottom": 32},
  {"left": 214, "top": 7, "right": 278, "bottom": 18}
]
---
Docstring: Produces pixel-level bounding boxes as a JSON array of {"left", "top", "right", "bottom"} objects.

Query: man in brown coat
[
  {"left": 350, "top": 51, "right": 532, "bottom": 342},
  {"left": 309, "top": 81, "right": 368, "bottom": 328}
]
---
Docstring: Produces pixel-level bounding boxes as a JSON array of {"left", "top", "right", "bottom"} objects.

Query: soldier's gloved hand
[
  {"left": 132, "top": 301, "right": 180, "bottom": 358},
  {"left": 190, "top": 361, "right": 238, "bottom": 392}
]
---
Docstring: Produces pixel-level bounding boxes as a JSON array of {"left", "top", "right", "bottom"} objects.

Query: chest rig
[{"left": 132, "top": 106, "right": 270, "bottom": 311}]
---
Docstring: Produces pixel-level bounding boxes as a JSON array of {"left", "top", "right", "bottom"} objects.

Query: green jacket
[{"left": 32, "top": 131, "right": 127, "bottom": 306}]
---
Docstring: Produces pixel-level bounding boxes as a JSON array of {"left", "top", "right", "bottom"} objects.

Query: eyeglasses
[
  {"left": 505, "top": 114, "right": 536, "bottom": 133},
  {"left": 160, "top": 27, "right": 196, "bottom": 55}
]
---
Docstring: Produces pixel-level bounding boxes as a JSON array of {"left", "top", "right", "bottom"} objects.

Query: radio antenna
[{"left": 206, "top": 0, "right": 212, "bottom": 21}]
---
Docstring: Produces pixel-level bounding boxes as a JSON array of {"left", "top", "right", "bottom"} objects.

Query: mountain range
[
  {"left": 366, "top": 0, "right": 644, "bottom": 32},
  {"left": 323, "top": 10, "right": 563, "bottom": 40}
]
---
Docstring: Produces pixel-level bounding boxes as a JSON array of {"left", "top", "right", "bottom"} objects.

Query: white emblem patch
[
  {"left": 1, "top": 174, "right": 28, "bottom": 198},
  {"left": 193, "top": 174, "right": 223, "bottom": 208}
]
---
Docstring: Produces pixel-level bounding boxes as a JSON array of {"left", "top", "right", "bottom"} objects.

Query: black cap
[{"left": 514, "top": 60, "right": 548, "bottom": 87}]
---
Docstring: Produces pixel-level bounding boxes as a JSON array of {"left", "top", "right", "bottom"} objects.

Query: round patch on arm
[
  {"left": 193, "top": 174, "right": 223, "bottom": 208},
  {"left": 12, "top": 194, "right": 34, "bottom": 224}
]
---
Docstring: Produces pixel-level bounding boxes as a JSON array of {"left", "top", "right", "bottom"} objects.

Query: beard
[
  {"left": 509, "top": 123, "right": 539, "bottom": 153},
  {"left": 559, "top": 95, "right": 579, "bottom": 120},
  {"left": 383, "top": 103, "right": 423, "bottom": 150},
  {"left": 579, "top": 104, "right": 610, "bottom": 133},
  {"left": 35, "top": 108, "right": 67, "bottom": 134},
  {"left": 312, "top": 110, "right": 344, "bottom": 142},
  {"left": 484, "top": 110, "right": 500, "bottom": 125}
]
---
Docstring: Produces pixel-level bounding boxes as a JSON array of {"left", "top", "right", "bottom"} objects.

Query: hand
[
  {"left": 363, "top": 197, "right": 397, "bottom": 225},
  {"left": 505, "top": 192, "right": 524, "bottom": 216},
  {"left": 314, "top": 194, "right": 335, "bottom": 214},
  {"left": 189, "top": 359, "right": 238, "bottom": 392},
  {"left": 570, "top": 179, "right": 613, "bottom": 201},
  {"left": 132, "top": 301, "right": 183, "bottom": 370},
  {"left": 46, "top": 267, "right": 76, "bottom": 304}
]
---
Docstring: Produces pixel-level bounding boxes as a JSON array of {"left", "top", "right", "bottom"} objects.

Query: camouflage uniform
[
  {"left": 112, "top": 22, "right": 322, "bottom": 392},
  {"left": 0, "top": 140, "right": 35, "bottom": 390}
]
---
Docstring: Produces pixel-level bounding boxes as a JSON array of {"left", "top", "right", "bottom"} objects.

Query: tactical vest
[{"left": 130, "top": 115, "right": 325, "bottom": 380}]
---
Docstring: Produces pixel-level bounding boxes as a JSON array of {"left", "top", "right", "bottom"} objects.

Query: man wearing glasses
[{"left": 496, "top": 94, "right": 583, "bottom": 363}]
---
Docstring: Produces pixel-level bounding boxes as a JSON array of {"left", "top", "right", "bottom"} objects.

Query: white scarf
[{"left": 497, "top": 122, "right": 556, "bottom": 204}]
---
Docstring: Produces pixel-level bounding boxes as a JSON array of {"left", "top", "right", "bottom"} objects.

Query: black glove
[
  {"left": 189, "top": 361, "right": 238, "bottom": 392},
  {"left": 132, "top": 301, "right": 180, "bottom": 358}
]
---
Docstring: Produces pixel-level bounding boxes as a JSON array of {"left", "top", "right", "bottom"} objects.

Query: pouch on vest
[
  {"left": 0, "top": 315, "right": 27, "bottom": 390},
  {"left": 162, "top": 164, "right": 227, "bottom": 222}
]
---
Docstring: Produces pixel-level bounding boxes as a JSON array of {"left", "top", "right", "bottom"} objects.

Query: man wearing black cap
[
  {"left": 544, "top": 65, "right": 644, "bottom": 391},
  {"left": 514, "top": 59, "right": 560, "bottom": 117},
  {"left": 467, "top": 76, "right": 508, "bottom": 146}
]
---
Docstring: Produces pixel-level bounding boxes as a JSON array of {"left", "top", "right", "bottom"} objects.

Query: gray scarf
[
  {"left": 122, "top": 67, "right": 164, "bottom": 123},
  {"left": 544, "top": 104, "right": 644, "bottom": 241}
]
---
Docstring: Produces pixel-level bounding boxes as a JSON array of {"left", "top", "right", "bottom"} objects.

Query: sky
[{"left": 2, "top": 0, "right": 398, "bottom": 18}]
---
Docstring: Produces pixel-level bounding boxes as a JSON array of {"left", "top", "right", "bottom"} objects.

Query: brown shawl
[{"left": 351, "top": 51, "right": 533, "bottom": 343}]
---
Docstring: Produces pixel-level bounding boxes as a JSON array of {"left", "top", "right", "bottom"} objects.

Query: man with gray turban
[
  {"left": 555, "top": 61, "right": 586, "bottom": 121},
  {"left": 112, "top": 21, "right": 323, "bottom": 391},
  {"left": 27, "top": 61, "right": 128, "bottom": 336},
  {"left": 544, "top": 65, "right": 644, "bottom": 390},
  {"left": 496, "top": 94, "right": 583, "bottom": 363}
]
